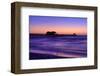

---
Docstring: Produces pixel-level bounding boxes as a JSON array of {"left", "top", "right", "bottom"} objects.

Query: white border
[{"left": 21, "top": 7, "right": 94, "bottom": 69}]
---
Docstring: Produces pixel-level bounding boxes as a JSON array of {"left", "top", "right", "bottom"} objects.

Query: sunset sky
[{"left": 29, "top": 16, "right": 87, "bottom": 35}]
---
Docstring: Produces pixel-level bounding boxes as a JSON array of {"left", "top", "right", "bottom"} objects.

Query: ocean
[{"left": 29, "top": 35, "right": 87, "bottom": 60}]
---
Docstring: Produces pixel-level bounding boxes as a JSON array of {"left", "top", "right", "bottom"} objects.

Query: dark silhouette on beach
[
  {"left": 30, "top": 31, "right": 78, "bottom": 37},
  {"left": 73, "top": 33, "right": 77, "bottom": 36},
  {"left": 46, "top": 31, "right": 77, "bottom": 36},
  {"left": 46, "top": 31, "right": 56, "bottom": 35}
]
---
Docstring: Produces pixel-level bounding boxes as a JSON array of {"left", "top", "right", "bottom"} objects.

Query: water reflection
[{"left": 29, "top": 35, "right": 87, "bottom": 60}]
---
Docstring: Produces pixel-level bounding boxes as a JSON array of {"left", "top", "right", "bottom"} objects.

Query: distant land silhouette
[
  {"left": 30, "top": 31, "right": 78, "bottom": 38},
  {"left": 45, "top": 31, "right": 77, "bottom": 36},
  {"left": 46, "top": 31, "right": 56, "bottom": 35}
]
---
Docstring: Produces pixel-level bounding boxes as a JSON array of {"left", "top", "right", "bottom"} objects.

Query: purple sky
[{"left": 29, "top": 15, "right": 87, "bottom": 35}]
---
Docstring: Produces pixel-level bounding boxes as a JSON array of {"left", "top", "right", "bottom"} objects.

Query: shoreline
[{"left": 29, "top": 52, "right": 72, "bottom": 60}]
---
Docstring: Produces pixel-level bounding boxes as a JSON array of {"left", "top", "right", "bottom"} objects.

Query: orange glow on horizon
[{"left": 29, "top": 25, "right": 87, "bottom": 35}]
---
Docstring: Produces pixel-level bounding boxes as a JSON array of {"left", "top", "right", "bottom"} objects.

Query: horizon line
[{"left": 29, "top": 33, "right": 87, "bottom": 35}]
